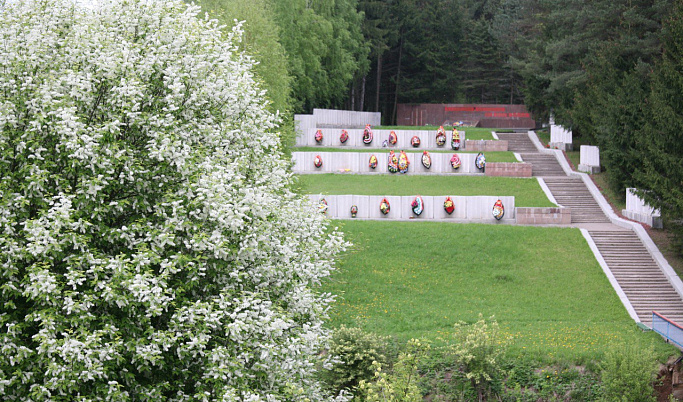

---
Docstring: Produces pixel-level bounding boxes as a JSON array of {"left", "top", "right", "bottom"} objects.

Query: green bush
[
  {"left": 357, "top": 339, "right": 430, "bottom": 402},
  {"left": 450, "top": 315, "right": 507, "bottom": 401},
  {"left": 323, "top": 326, "right": 391, "bottom": 393},
  {"left": 599, "top": 343, "right": 658, "bottom": 402}
]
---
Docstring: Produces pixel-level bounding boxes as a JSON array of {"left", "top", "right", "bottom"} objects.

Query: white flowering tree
[{"left": 0, "top": 0, "right": 346, "bottom": 399}]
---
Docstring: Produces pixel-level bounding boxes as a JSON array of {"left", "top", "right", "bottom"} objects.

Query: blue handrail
[{"left": 652, "top": 311, "right": 683, "bottom": 349}]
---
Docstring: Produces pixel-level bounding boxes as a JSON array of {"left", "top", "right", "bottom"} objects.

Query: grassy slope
[
  {"left": 324, "top": 221, "right": 676, "bottom": 362},
  {"left": 296, "top": 174, "right": 555, "bottom": 207}
]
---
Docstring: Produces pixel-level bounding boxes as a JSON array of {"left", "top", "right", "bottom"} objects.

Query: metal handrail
[{"left": 652, "top": 311, "right": 683, "bottom": 349}]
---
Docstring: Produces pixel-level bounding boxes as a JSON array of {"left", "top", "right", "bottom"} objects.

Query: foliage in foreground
[
  {"left": 322, "top": 326, "right": 665, "bottom": 401},
  {"left": 323, "top": 325, "right": 392, "bottom": 394},
  {"left": 0, "top": 0, "right": 346, "bottom": 399},
  {"left": 598, "top": 343, "right": 658, "bottom": 402},
  {"left": 357, "top": 339, "right": 429, "bottom": 402},
  {"left": 450, "top": 316, "right": 506, "bottom": 401}
]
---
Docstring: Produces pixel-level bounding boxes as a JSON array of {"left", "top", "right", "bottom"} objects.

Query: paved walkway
[{"left": 499, "top": 132, "right": 683, "bottom": 327}]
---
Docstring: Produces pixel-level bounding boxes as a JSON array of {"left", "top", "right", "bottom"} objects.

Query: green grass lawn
[
  {"left": 296, "top": 174, "right": 555, "bottom": 207},
  {"left": 536, "top": 128, "right": 550, "bottom": 146},
  {"left": 324, "top": 221, "right": 676, "bottom": 362},
  {"left": 376, "top": 126, "right": 494, "bottom": 140},
  {"left": 295, "top": 148, "right": 519, "bottom": 162}
]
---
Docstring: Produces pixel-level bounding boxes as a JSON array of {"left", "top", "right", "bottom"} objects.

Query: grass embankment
[
  {"left": 324, "top": 221, "right": 677, "bottom": 362},
  {"left": 296, "top": 174, "right": 555, "bottom": 207},
  {"left": 295, "top": 148, "right": 518, "bottom": 161},
  {"left": 376, "top": 126, "right": 494, "bottom": 141}
]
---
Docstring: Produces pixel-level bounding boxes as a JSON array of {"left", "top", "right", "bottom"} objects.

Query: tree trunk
[
  {"left": 351, "top": 81, "right": 356, "bottom": 111},
  {"left": 375, "top": 54, "right": 382, "bottom": 112},
  {"left": 392, "top": 36, "right": 404, "bottom": 125},
  {"left": 360, "top": 75, "right": 366, "bottom": 111}
]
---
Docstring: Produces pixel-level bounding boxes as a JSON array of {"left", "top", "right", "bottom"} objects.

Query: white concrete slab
[
  {"left": 580, "top": 145, "right": 600, "bottom": 167},
  {"left": 466, "top": 196, "right": 515, "bottom": 222},
  {"left": 550, "top": 124, "right": 572, "bottom": 144},
  {"left": 413, "top": 151, "right": 433, "bottom": 173}
]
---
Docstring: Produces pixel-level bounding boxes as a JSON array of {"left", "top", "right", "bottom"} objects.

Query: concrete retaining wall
[
  {"left": 293, "top": 152, "right": 486, "bottom": 174},
  {"left": 485, "top": 162, "right": 532, "bottom": 177},
  {"left": 465, "top": 140, "right": 508, "bottom": 152},
  {"left": 516, "top": 207, "right": 571, "bottom": 225},
  {"left": 300, "top": 128, "right": 467, "bottom": 149},
  {"left": 294, "top": 115, "right": 317, "bottom": 147},
  {"left": 623, "top": 188, "right": 662, "bottom": 228},
  {"left": 310, "top": 194, "right": 515, "bottom": 222},
  {"left": 312, "top": 109, "right": 381, "bottom": 128}
]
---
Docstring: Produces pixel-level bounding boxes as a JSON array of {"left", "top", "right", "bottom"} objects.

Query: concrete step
[
  {"left": 544, "top": 178, "right": 610, "bottom": 223},
  {"left": 587, "top": 230, "right": 683, "bottom": 324}
]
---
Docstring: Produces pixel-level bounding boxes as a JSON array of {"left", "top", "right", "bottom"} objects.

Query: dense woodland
[{"left": 199, "top": 0, "right": 683, "bottom": 252}]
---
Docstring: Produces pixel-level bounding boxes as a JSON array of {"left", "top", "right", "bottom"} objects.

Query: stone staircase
[
  {"left": 496, "top": 133, "right": 538, "bottom": 153},
  {"left": 589, "top": 231, "right": 683, "bottom": 325},
  {"left": 543, "top": 177, "right": 611, "bottom": 223},
  {"left": 519, "top": 153, "right": 568, "bottom": 177}
]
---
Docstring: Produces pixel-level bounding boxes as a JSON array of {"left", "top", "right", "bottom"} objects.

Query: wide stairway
[
  {"left": 543, "top": 177, "right": 611, "bottom": 223},
  {"left": 589, "top": 231, "right": 683, "bottom": 325},
  {"left": 519, "top": 154, "right": 567, "bottom": 177},
  {"left": 496, "top": 133, "right": 537, "bottom": 153}
]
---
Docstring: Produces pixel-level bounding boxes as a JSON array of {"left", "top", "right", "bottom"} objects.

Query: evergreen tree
[
  {"left": 572, "top": 0, "right": 670, "bottom": 192},
  {"left": 400, "top": 0, "right": 463, "bottom": 104},
  {"left": 636, "top": 0, "right": 683, "bottom": 252},
  {"left": 459, "top": 18, "right": 508, "bottom": 103}
]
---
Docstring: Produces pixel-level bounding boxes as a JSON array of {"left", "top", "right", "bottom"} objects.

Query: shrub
[
  {"left": 450, "top": 315, "right": 506, "bottom": 401},
  {"left": 0, "top": 0, "right": 346, "bottom": 399},
  {"left": 323, "top": 326, "right": 391, "bottom": 393},
  {"left": 599, "top": 343, "right": 658, "bottom": 402},
  {"left": 357, "top": 339, "right": 430, "bottom": 402}
]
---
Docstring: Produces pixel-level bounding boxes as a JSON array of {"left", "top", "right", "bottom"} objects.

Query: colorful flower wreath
[
  {"left": 450, "top": 154, "right": 461, "bottom": 169},
  {"left": 398, "top": 150, "right": 410, "bottom": 173},
  {"left": 492, "top": 199, "right": 504, "bottom": 220},
  {"left": 451, "top": 128, "right": 460, "bottom": 150},
  {"left": 340, "top": 129, "right": 349, "bottom": 144},
  {"left": 363, "top": 124, "right": 373, "bottom": 145},
  {"left": 422, "top": 150, "right": 432, "bottom": 169},
  {"left": 444, "top": 196, "right": 455, "bottom": 214},
  {"left": 411, "top": 195, "right": 424, "bottom": 216},
  {"left": 436, "top": 126, "right": 447, "bottom": 146},
  {"left": 389, "top": 131, "right": 397, "bottom": 145},
  {"left": 388, "top": 150, "right": 399, "bottom": 173},
  {"left": 475, "top": 152, "right": 486, "bottom": 170},
  {"left": 380, "top": 198, "right": 390, "bottom": 215}
]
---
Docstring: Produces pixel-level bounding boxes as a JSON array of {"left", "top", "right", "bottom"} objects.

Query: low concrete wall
[
  {"left": 485, "top": 162, "right": 532, "bottom": 177},
  {"left": 516, "top": 207, "right": 571, "bottom": 225},
  {"left": 301, "top": 128, "right": 467, "bottom": 149},
  {"left": 292, "top": 152, "right": 485, "bottom": 175},
  {"left": 465, "top": 140, "right": 508, "bottom": 152},
  {"left": 310, "top": 194, "right": 515, "bottom": 222},
  {"left": 312, "top": 109, "right": 381, "bottom": 128}
]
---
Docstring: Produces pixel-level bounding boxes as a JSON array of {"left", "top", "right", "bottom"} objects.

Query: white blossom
[{"left": 0, "top": 0, "right": 347, "bottom": 399}]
